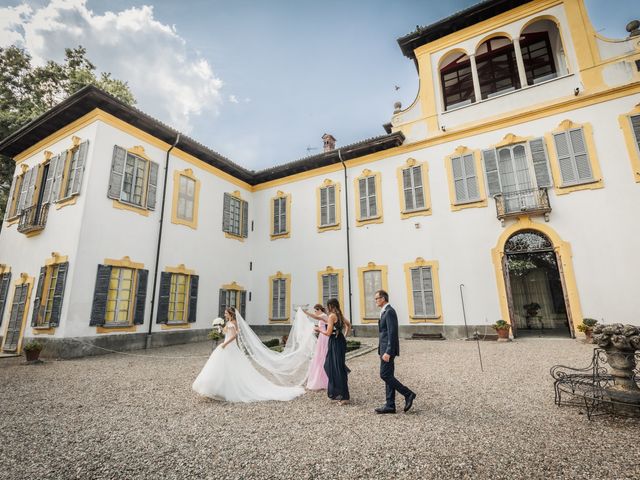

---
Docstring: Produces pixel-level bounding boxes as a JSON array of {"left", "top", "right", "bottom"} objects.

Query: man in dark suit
[{"left": 374, "top": 289, "right": 416, "bottom": 414}]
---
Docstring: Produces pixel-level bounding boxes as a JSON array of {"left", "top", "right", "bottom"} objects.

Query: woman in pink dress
[{"left": 305, "top": 304, "right": 329, "bottom": 390}]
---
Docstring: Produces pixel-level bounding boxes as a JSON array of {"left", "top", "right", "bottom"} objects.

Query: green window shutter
[
  {"left": 90, "top": 265, "right": 112, "bottom": 326},
  {"left": 222, "top": 193, "right": 231, "bottom": 233},
  {"left": 108, "top": 146, "right": 127, "bottom": 200},
  {"left": 49, "top": 262, "right": 68, "bottom": 328},
  {"left": 241, "top": 200, "right": 249, "bottom": 238},
  {"left": 452, "top": 156, "right": 467, "bottom": 203},
  {"left": 188, "top": 275, "right": 199, "bottom": 323},
  {"left": 133, "top": 269, "right": 148, "bottom": 325},
  {"left": 0, "top": 272, "right": 11, "bottom": 326},
  {"left": 528, "top": 138, "right": 552, "bottom": 187},
  {"left": 146, "top": 161, "right": 159, "bottom": 210},
  {"left": 70, "top": 141, "right": 88, "bottom": 195},
  {"left": 31, "top": 266, "right": 47, "bottom": 327},
  {"left": 156, "top": 272, "right": 171, "bottom": 324},
  {"left": 482, "top": 149, "right": 501, "bottom": 196},
  {"left": 218, "top": 289, "right": 226, "bottom": 318},
  {"left": 320, "top": 187, "right": 328, "bottom": 225},
  {"left": 240, "top": 290, "right": 247, "bottom": 319},
  {"left": 4, "top": 175, "right": 17, "bottom": 220}
]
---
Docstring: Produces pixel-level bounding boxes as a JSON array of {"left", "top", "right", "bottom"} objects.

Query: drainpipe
[
  {"left": 147, "top": 133, "right": 181, "bottom": 347},
  {"left": 338, "top": 149, "right": 354, "bottom": 335}
]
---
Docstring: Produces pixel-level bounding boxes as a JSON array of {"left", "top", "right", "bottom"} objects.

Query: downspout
[
  {"left": 338, "top": 149, "right": 354, "bottom": 335},
  {"left": 147, "top": 133, "right": 181, "bottom": 347}
]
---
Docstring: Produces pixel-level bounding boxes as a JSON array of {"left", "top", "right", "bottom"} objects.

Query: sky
[{"left": 0, "top": 0, "right": 637, "bottom": 171}]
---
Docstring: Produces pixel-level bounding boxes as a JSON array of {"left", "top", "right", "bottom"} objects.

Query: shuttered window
[
  {"left": 410, "top": 266, "right": 436, "bottom": 317},
  {"left": 90, "top": 265, "right": 148, "bottom": 327},
  {"left": 272, "top": 197, "right": 287, "bottom": 235},
  {"left": 31, "top": 262, "right": 69, "bottom": 328},
  {"left": 223, "top": 193, "right": 248, "bottom": 237},
  {"left": 177, "top": 176, "right": 195, "bottom": 222},
  {"left": 632, "top": 114, "right": 640, "bottom": 154},
  {"left": 553, "top": 128, "right": 593, "bottom": 185},
  {"left": 61, "top": 141, "right": 88, "bottom": 199},
  {"left": 0, "top": 272, "right": 12, "bottom": 326},
  {"left": 157, "top": 272, "right": 198, "bottom": 324},
  {"left": 363, "top": 270, "right": 382, "bottom": 319},
  {"left": 319, "top": 185, "right": 337, "bottom": 226},
  {"left": 2, "top": 283, "right": 29, "bottom": 352},
  {"left": 321, "top": 273, "right": 339, "bottom": 306},
  {"left": 108, "top": 146, "right": 159, "bottom": 210},
  {"left": 451, "top": 154, "right": 480, "bottom": 204},
  {"left": 4, "top": 173, "right": 23, "bottom": 220},
  {"left": 358, "top": 175, "right": 378, "bottom": 219},
  {"left": 402, "top": 166, "right": 425, "bottom": 211},
  {"left": 168, "top": 274, "right": 188, "bottom": 322},
  {"left": 218, "top": 288, "right": 246, "bottom": 319},
  {"left": 271, "top": 278, "right": 287, "bottom": 320},
  {"left": 106, "top": 267, "right": 134, "bottom": 324}
]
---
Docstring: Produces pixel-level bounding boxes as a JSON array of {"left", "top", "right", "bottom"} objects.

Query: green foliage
[
  {"left": 492, "top": 319, "right": 511, "bottom": 331},
  {"left": 263, "top": 338, "right": 280, "bottom": 348},
  {"left": 346, "top": 340, "right": 361, "bottom": 352},
  {"left": 270, "top": 345, "right": 283, "bottom": 352},
  {"left": 23, "top": 340, "right": 43, "bottom": 352},
  {"left": 577, "top": 318, "right": 598, "bottom": 333},
  {"left": 207, "top": 330, "right": 222, "bottom": 341},
  {"left": 0, "top": 45, "right": 135, "bottom": 217}
]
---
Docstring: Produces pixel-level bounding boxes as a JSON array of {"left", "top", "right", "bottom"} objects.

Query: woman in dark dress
[{"left": 316, "top": 298, "right": 352, "bottom": 405}]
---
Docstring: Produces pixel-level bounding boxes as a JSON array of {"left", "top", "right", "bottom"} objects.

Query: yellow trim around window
[
  {"left": 316, "top": 179, "right": 342, "bottom": 232},
  {"left": 1, "top": 273, "right": 34, "bottom": 354},
  {"left": 45, "top": 252, "right": 68, "bottom": 266},
  {"left": 270, "top": 191, "right": 292, "bottom": 240},
  {"left": 545, "top": 120, "right": 603, "bottom": 195},
  {"left": 165, "top": 264, "right": 196, "bottom": 275},
  {"left": 0, "top": 264, "right": 11, "bottom": 274},
  {"left": 112, "top": 199, "right": 151, "bottom": 217},
  {"left": 268, "top": 272, "right": 291, "bottom": 323},
  {"left": 317, "top": 266, "right": 344, "bottom": 307},
  {"left": 444, "top": 146, "right": 488, "bottom": 211},
  {"left": 171, "top": 168, "right": 200, "bottom": 229},
  {"left": 97, "top": 325, "right": 137, "bottom": 334},
  {"left": 354, "top": 169, "right": 384, "bottom": 227},
  {"left": 396, "top": 158, "right": 432, "bottom": 219},
  {"left": 357, "top": 262, "right": 388, "bottom": 324},
  {"left": 55, "top": 196, "right": 78, "bottom": 210},
  {"left": 222, "top": 281, "right": 244, "bottom": 291},
  {"left": 403, "top": 258, "right": 443, "bottom": 324},
  {"left": 618, "top": 104, "right": 640, "bottom": 183},
  {"left": 224, "top": 190, "right": 247, "bottom": 242},
  {"left": 104, "top": 256, "right": 145, "bottom": 270},
  {"left": 32, "top": 327, "right": 55, "bottom": 335}
]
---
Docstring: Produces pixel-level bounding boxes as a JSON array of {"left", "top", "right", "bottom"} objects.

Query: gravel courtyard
[{"left": 1, "top": 338, "right": 639, "bottom": 480}]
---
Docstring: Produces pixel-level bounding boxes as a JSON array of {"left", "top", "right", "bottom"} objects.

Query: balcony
[
  {"left": 494, "top": 188, "right": 551, "bottom": 226},
  {"left": 17, "top": 203, "right": 49, "bottom": 234}
]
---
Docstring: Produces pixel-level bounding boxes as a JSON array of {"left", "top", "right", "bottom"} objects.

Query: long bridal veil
[{"left": 235, "top": 308, "right": 317, "bottom": 387}]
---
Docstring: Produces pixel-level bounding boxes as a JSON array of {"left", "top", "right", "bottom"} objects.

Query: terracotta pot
[
  {"left": 496, "top": 328, "right": 510, "bottom": 340},
  {"left": 24, "top": 349, "right": 41, "bottom": 362},
  {"left": 584, "top": 329, "right": 593, "bottom": 343}
]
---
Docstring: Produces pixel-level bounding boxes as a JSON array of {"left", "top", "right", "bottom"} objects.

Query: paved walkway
[{"left": 1, "top": 338, "right": 639, "bottom": 479}]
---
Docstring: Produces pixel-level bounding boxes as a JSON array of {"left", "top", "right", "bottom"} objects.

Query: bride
[{"left": 192, "top": 307, "right": 316, "bottom": 402}]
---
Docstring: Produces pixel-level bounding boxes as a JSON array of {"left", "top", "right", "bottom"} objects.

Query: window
[
  {"left": 440, "top": 51, "right": 475, "bottom": 110},
  {"left": 552, "top": 128, "right": 593, "bottom": 185},
  {"left": 358, "top": 263, "right": 388, "bottom": 323},
  {"left": 178, "top": 177, "right": 195, "bottom": 221},
  {"left": 1, "top": 276, "right": 33, "bottom": 353},
  {"left": 355, "top": 170, "right": 383, "bottom": 226},
  {"left": 318, "top": 267, "right": 343, "bottom": 307},
  {"left": 452, "top": 154, "right": 480, "bottom": 204},
  {"left": 476, "top": 37, "right": 521, "bottom": 100},
  {"left": 520, "top": 31, "right": 557, "bottom": 85},
  {"left": 108, "top": 146, "right": 158, "bottom": 211},
  {"left": 223, "top": 192, "right": 248, "bottom": 238},
  {"left": 0, "top": 270, "right": 12, "bottom": 327},
  {"left": 90, "top": 261, "right": 148, "bottom": 327},
  {"left": 157, "top": 269, "right": 199, "bottom": 324},
  {"left": 270, "top": 192, "right": 290, "bottom": 239},
  {"left": 619, "top": 109, "right": 640, "bottom": 182},
  {"left": 60, "top": 141, "right": 89, "bottom": 200},
  {"left": 218, "top": 284, "right": 246, "bottom": 318},
  {"left": 269, "top": 273, "right": 290, "bottom": 322},
  {"left": 320, "top": 185, "right": 337, "bottom": 227},
  {"left": 172, "top": 170, "right": 200, "bottom": 229},
  {"left": 404, "top": 258, "right": 442, "bottom": 322},
  {"left": 31, "top": 259, "right": 69, "bottom": 328}
]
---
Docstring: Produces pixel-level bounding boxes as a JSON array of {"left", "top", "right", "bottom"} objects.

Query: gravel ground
[{"left": 1, "top": 337, "right": 639, "bottom": 480}]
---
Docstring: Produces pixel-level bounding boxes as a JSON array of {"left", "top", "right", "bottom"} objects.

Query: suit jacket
[{"left": 378, "top": 304, "right": 400, "bottom": 357}]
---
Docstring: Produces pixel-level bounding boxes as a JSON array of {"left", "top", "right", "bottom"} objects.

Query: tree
[{"left": 0, "top": 46, "right": 135, "bottom": 217}]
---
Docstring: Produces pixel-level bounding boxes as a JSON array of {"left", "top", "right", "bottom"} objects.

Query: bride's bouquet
[{"left": 208, "top": 317, "right": 225, "bottom": 341}]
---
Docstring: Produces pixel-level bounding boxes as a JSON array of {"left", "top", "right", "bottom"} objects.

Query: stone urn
[{"left": 593, "top": 323, "right": 640, "bottom": 417}]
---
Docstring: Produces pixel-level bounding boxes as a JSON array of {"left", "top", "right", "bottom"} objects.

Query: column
[
  {"left": 469, "top": 54, "right": 482, "bottom": 102},
  {"left": 513, "top": 37, "right": 528, "bottom": 88}
]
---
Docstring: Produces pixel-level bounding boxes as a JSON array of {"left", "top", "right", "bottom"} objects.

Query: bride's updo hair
[
  {"left": 326, "top": 298, "right": 344, "bottom": 330},
  {"left": 225, "top": 307, "right": 237, "bottom": 321},
  {"left": 313, "top": 304, "right": 326, "bottom": 313}
]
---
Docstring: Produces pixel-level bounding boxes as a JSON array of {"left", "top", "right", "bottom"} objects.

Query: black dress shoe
[
  {"left": 374, "top": 406, "right": 396, "bottom": 414},
  {"left": 404, "top": 392, "right": 416, "bottom": 412}
]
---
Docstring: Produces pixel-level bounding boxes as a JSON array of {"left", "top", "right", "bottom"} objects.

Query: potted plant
[
  {"left": 492, "top": 320, "right": 511, "bottom": 341},
  {"left": 23, "top": 340, "right": 43, "bottom": 362},
  {"left": 576, "top": 318, "right": 598, "bottom": 343},
  {"left": 523, "top": 302, "right": 541, "bottom": 317}
]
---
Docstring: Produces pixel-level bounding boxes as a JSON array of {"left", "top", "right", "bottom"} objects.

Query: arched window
[
  {"left": 520, "top": 19, "right": 567, "bottom": 85},
  {"left": 440, "top": 51, "right": 475, "bottom": 110},
  {"left": 475, "top": 36, "right": 520, "bottom": 99}
]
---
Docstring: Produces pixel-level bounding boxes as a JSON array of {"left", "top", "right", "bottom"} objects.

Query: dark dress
[{"left": 323, "top": 319, "right": 350, "bottom": 401}]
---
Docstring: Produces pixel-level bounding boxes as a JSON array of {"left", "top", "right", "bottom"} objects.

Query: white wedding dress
[{"left": 192, "top": 309, "right": 315, "bottom": 402}]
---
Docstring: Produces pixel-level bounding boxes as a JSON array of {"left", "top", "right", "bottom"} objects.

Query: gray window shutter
[
  {"left": 4, "top": 175, "right": 17, "bottom": 220},
  {"left": 280, "top": 198, "right": 287, "bottom": 233},
  {"left": 188, "top": 275, "right": 198, "bottom": 323},
  {"left": 31, "top": 266, "right": 47, "bottom": 327},
  {"left": 482, "top": 149, "right": 501, "bottom": 196},
  {"left": 529, "top": 138, "right": 552, "bottom": 188},
  {"left": 146, "top": 161, "right": 159, "bottom": 210},
  {"left": 17, "top": 168, "right": 32, "bottom": 214},
  {"left": 412, "top": 166, "right": 425, "bottom": 209},
  {"left": 358, "top": 178, "right": 367, "bottom": 218},
  {"left": 219, "top": 289, "right": 226, "bottom": 318},
  {"left": 71, "top": 141, "right": 88, "bottom": 195},
  {"left": 0, "top": 272, "right": 11, "bottom": 326},
  {"left": 569, "top": 128, "right": 592, "bottom": 181},
  {"left": 631, "top": 115, "right": 640, "bottom": 152},
  {"left": 402, "top": 168, "right": 414, "bottom": 210},
  {"left": 422, "top": 267, "right": 435, "bottom": 316},
  {"left": 411, "top": 268, "right": 424, "bottom": 317},
  {"left": 156, "top": 272, "right": 171, "bottom": 324},
  {"left": 272, "top": 280, "right": 279, "bottom": 318},
  {"left": 240, "top": 290, "right": 247, "bottom": 318},
  {"left": 320, "top": 187, "right": 328, "bottom": 225},
  {"left": 49, "top": 262, "right": 68, "bottom": 328},
  {"left": 108, "top": 146, "right": 127, "bottom": 200},
  {"left": 133, "top": 269, "right": 148, "bottom": 325},
  {"left": 272, "top": 198, "right": 279, "bottom": 234},
  {"left": 241, "top": 200, "right": 249, "bottom": 238},
  {"left": 51, "top": 150, "right": 67, "bottom": 202},
  {"left": 463, "top": 154, "right": 479, "bottom": 200},
  {"left": 25, "top": 164, "right": 40, "bottom": 208},
  {"left": 452, "top": 156, "right": 467, "bottom": 203},
  {"left": 367, "top": 176, "right": 377, "bottom": 217},
  {"left": 322, "top": 274, "right": 330, "bottom": 305},
  {"left": 328, "top": 185, "right": 336, "bottom": 224},
  {"left": 222, "top": 193, "right": 231, "bottom": 232},
  {"left": 90, "top": 265, "right": 112, "bottom": 326},
  {"left": 553, "top": 132, "right": 576, "bottom": 184},
  {"left": 42, "top": 155, "right": 58, "bottom": 205}
]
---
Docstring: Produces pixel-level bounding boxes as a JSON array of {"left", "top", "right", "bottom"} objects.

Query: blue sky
[{"left": 0, "top": 0, "right": 637, "bottom": 170}]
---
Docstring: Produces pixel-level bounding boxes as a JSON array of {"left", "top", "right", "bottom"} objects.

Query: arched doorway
[{"left": 503, "top": 230, "right": 573, "bottom": 337}]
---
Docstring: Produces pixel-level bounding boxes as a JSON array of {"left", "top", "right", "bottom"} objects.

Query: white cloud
[
  {"left": 0, "top": 0, "right": 223, "bottom": 133},
  {"left": 228, "top": 94, "right": 239, "bottom": 104}
]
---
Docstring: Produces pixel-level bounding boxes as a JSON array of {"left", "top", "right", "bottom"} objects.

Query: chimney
[{"left": 322, "top": 133, "right": 336, "bottom": 152}]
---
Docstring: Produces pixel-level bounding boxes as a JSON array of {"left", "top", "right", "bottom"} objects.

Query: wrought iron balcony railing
[
  {"left": 17, "top": 203, "right": 49, "bottom": 234},
  {"left": 494, "top": 187, "right": 551, "bottom": 225}
]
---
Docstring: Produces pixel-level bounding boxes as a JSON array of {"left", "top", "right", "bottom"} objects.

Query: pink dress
[{"left": 306, "top": 316, "right": 329, "bottom": 390}]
